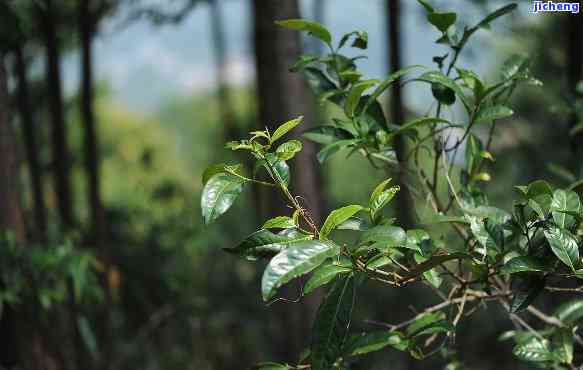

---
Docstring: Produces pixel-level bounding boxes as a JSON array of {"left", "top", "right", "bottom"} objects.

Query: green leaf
[
  {"left": 551, "top": 189, "right": 581, "bottom": 229},
  {"left": 360, "top": 225, "right": 407, "bottom": 250},
  {"left": 321, "top": 205, "right": 364, "bottom": 239},
  {"left": 431, "top": 82, "right": 456, "bottom": 105},
  {"left": 304, "top": 260, "right": 352, "bottom": 295},
  {"left": 275, "top": 19, "right": 332, "bottom": 45},
  {"left": 311, "top": 275, "right": 356, "bottom": 370},
  {"left": 469, "top": 217, "right": 504, "bottom": 255},
  {"left": 368, "top": 65, "right": 424, "bottom": 103},
  {"left": 251, "top": 362, "right": 290, "bottom": 370},
  {"left": 414, "top": 253, "right": 442, "bottom": 288},
  {"left": 418, "top": 71, "right": 469, "bottom": 111},
  {"left": 501, "top": 54, "right": 530, "bottom": 81},
  {"left": 510, "top": 274, "right": 545, "bottom": 313},
  {"left": 261, "top": 240, "right": 339, "bottom": 301},
  {"left": 474, "top": 105, "right": 514, "bottom": 124},
  {"left": 303, "top": 67, "right": 338, "bottom": 98},
  {"left": 501, "top": 256, "right": 550, "bottom": 274},
  {"left": 337, "top": 216, "right": 371, "bottom": 231},
  {"left": 344, "top": 331, "right": 410, "bottom": 356},
  {"left": 544, "top": 227, "right": 579, "bottom": 271},
  {"left": 389, "top": 117, "right": 449, "bottom": 138},
  {"left": 406, "top": 312, "right": 450, "bottom": 337},
  {"left": 345, "top": 79, "right": 378, "bottom": 118},
  {"left": 291, "top": 54, "right": 319, "bottom": 72},
  {"left": 513, "top": 337, "right": 553, "bottom": 363},
  {"left": 271, "top": 117, "right": 303, "bottom": 142},
  {"left": 303, "top": 125, "right": 352, "bottom": 145},
  {"left": 417, "top": 0, "right": 434, "bottom": 13},
  {"left": 553, "top": 328, "right": 573, "bottom": 365},
  {"left": 317, "top": 139, "right": 359, "bottom": 163},
  {"left": 370, "top": 186, "right": 400, "bottom": 221},
  {"left": 226, "top": 229, "right": 312, "bottom": 260},
  {"left": 476, "top": 3, "right": 517, "bottom": 30},
  {"left": 370, "top": 179, "right": 393, "bottom": 205},
  {"left": 427, "top": 12, "right": 457, "bottom": 33},
  {"left": 338, "top": 30, "right": 368, "bottom": 50},
  {"left": 258, "top": 153, "right": 290, "bottom": 186},
  {"left": 262, "top": 216, "right": 296, "bottom": 230},
  {"left": 201, "top": 173, "right": 245, "bottom": 224},
  {"left": 276, "top": 140, "right": 303, "bottom": 161},
  {"left": 554, "top": 300, "right": 583, "bottom": 325}
]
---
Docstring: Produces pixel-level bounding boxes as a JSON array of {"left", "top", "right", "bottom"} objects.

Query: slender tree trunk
[
  {"left": 80, "top": 0, "right": 106, "bottom": 246},
  {"left": 387, "top": 0, "right": 415, "bottom": 229},
  {"left": 0, "top": 50, "right": 60, "bottom": 370},
  {"left": 252, "top": 0, "right": 325, "bottom": 361},
  {"left": 566, "top": 12, "right": 583, "bottom": 177},
  {"left": 14, "top": 45, "right": 48, "bottom": 241},
  {"left": 39, "top": 0, "right": 75, "bottom": 231},
  {"left": 209, "top": 0, "right": 238, "bottom": 141}
]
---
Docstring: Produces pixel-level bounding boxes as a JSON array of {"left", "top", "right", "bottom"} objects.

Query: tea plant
[{"left": 201, "top": 2, "right": 583, "bottom": 369}]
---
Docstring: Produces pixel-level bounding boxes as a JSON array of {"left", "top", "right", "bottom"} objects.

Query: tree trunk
[
  {"left": 566, "top": 12, "right": 583, "bottom": 177},
  {"left": 252, "top": 0, "right": 325, "bottom": 361},
  {"left": 208, "top": 0, "right": 238, "bottom": 141},
  {"left": 386, "top": 0, "right": 415, "bottom": 229},
  {"left": 14, "top": 45, "right": 48, "bottom": 241},
  {"left": 0, "top": 50, "right": 61, "bottom": 370},
  {"left": 39, "top": 0, "right": 75, "bottom": 231},
  {"left": 80, "top": 0, "right": 106, "bottom": 246}
]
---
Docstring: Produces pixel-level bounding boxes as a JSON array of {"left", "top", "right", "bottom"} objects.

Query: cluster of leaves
[
  {"left": 0, "top": 235, "right": 102, "bottom": 311},
  {"left": 201, "top": 1, "right": 583, "bottom": 369}
]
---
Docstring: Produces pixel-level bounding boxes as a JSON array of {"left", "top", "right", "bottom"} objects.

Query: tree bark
[
  {"left": 39, "top": 0, "right": 75, "bottom": 231},
  {"left": 80, "top": 0, "right": 106, "bottom": 246},
  {"left": 14, "top": 45, "right": 48, "bottom": 241},
  {"left": 566, "top": 12, "right": 583, "bottom": 177},
  {"left": 387, "top": 0, "right": 415, "bottom": 229},
  {"left": 252, "top": 0, "right": 325, "bottom": 361}
]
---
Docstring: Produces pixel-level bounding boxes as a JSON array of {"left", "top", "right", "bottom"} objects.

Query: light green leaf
[
  {"left": 427, "top": 12, "right": 457, "bottom": 33},
  {"left": 545, "top": 226, "right": 579, "bottom": 271},
  {"left": 262, "top": 216, "right": 296, "bottom": 230},
  {"left": 336, "top": 216, "right": 371, "bottom": 231},
  {"left": 271, "top": 116, "right": 303, "bottom": 143},
  {"left": 317, "top": 139, "right": 359, "bottom": 163},
  {"left": 554, "top": 300, "right": 583, "bottom": 325},
  {"left": 320, "top": 205, "right": 364, "bottom": 239},
  {"left": 261, "top": 240, "right": 339, "bottom": 301},
  {"left": 370, "top": 186, "right": 400, "bottom": 221},
  {"left": 304, "top": 260, "right": 351, "bottom": 295},
  {"left": 311, "top": 275, "right": 355, "bottom": 370},
  {"left": 553, "top": 328, "right": 573, "bottom": 364},
  {"left": 474, "top": 105, "right": 514, "bottom": 124},
  {"left": 344, "top": 331, "right": 409, "bottom": 356},
  {"left": 368, "top": 65, "right": 424, "bottom": 103},
  {"left": 226, "top": 229, "right": 312, "bottom": 260},
  {"left": 345, "top": 79, "right": 378, "bottom": 118},
  {"left": 276, "top": 19, "right": 332, "bottom": 45},
  {"left": 500, "top": 256, "right": 550, "bottom": 274},
  {"left": 551, "top": 189, "right": 581, "bottom": 229},
  {"left": 469, "top": 217, "right": 504, "bottom": 254},
  {"left": 513, "top": 337, "right": 553, "bottom": 363},
  {"left": 201, "top": 174, "right": 245, "bottom": 224},
  {"left": 276, "top": 140, "right": 303, "bottom": 160},
  {"left": 360, "top": 225, "right": 407, "bottom": 250},
  {"left": 303, "top": 125, "right": 351, "bottom": 145}
]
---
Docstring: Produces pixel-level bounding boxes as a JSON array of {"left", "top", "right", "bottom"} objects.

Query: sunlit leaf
[
  {"left": 544, "top": 226, "right": 579, "bottom": 271},
  {"left": 276, "top": 19, "right": 332, "bottom": 45},
  {"left": 304, "top": 260, "right": 352, "bottom": 295},
  {"left": 201, "top": 174, "right": 245, "bottom": 224},
  {"left": 321, "top": 205, "right": 364, "bottom": 239},
  {"left": 271, "top": 117, "right": 303, "bottom": 143}
]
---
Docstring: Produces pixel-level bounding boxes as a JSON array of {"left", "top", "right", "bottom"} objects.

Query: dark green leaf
[
  {"left": 226, "top": 229, "right": 312, "bottom": 260},
  {"left": 368, "top": 65, "right": 424, "bottom": 103},
  {"left": 311, "top": 275, "right": 356, "bottom": 370},
  {"left": 258, "top": 153, "right": 290, "bottom": 186},
  {"left": 303, "top": 125, "right": 352, "bottom": 145},
  {"left": 276, "top": 19, "right": 332, "bottom": 45},
  {"left": 554, "top": 300, "right": 583, "bottom": 325},
  {"left": 544, "top": 226, "right": 579, "bottom": 271},
  {"left": 510, "top": 274, "right": 545, "bottom": 313},
  {"left": 251, "top": 362, "right": 290, "bottom": 370},
  {"left": 500, "top": 256, "right": 550, "bottom": 274},
  {"left": 418, "top": 71, "right": 469, "bottom": 111},
  {"left": 501, "top": 54, "right": 530, "bottom": 81},
  {"left": 431, "top": 83, "right": 456, "bottom": 105},
  {"left": 427, "top": 12, "right": 457, "bottom": 33},
  {"left": 474, "top": 105, "right": 514, "bottom": 124},
  {"left": 304, "top": 260, "right": 352, "bottom": 295},
  {"left": 551, "top": 189, "right": 581, "bottom": 229},
  {"left": 345, "top": 80, "right": 378, "bottom": 118},
  {"left": 360, "top": 225, "right": 407, "bottom": 250},
  {"left": 553, "top": 328, "right": 573, "bottom": 364},
  {"left": 476, "top": 4, "right": 517, "bottom": 30},
  {"left": 201, "top": 174, "right": 245, "bottom": 224},
  {"left": 276, "top": 140, "right": 303, "bottom": 161},
  {"left": 513, "top": 337, "right": 553, "bottom": 363},
  {"left": 261, "top": 240, "right": 339, "bottom": 301},
  {"left": 389, "top": 117, "right": 449, "bottom": 138},
  {"left": 344, "top": 331, "right": 409, "bottom": 356},
  {"left": 262, "top": 216, "right": 296, "bottom": 230},
  {"left": 470, "top": 217, "right": 505, "bottom": 254},
  {"left": 321, "top": 205, "right": 364, "bottom": 239},
  {"left": 417, "top": 0, "right": 434, "bottom": 13},
  {"left": 317, "top": 139, "right": 359, "bottom": 163},
  {"left": 303, "top": 67, "right": 338, "bottom": 98},
  {"left": 291, "top": 54, "right": 319, "bottom": 72},
  {"left": 414, "top": 253, "right": 442, "bottom": 288}
]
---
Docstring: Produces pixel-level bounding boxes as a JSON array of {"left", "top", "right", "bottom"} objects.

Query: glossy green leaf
[
  {"left": 275, "top": 19, "right": 332, "bottom": 45},
  {"left": 317, "top": 139, "right": 359, "bottom": 163},
  {"left": 553, "top": 328, "right": 573, "bottom": 364},
  {"left": 311, "top": 275, "right": 355, "bottom": 370},
  {"left": 226, "top": 229, "right": 312, "bottom": 261},
  {"left": 554, "top": 300, "right": 583, "bottom": 325},
  {"left": 474, "top": 105, "right": 514, "bottom": 124},
  {"left": 201, "top": 174, "right": 245, "bottom": 224},
  {"left": 501, "top": 54, "right": 530, "bottom": 81},
  {"left": 510, "top": 274, "right": 545, "bottom": 313},
  {"left": 261, "top": 216, "right": 296, "bottom": 230},
  {"left": 276, "top": 140, "right": 303, "bottom": 161},
  {"left": 406, "top": 312, "right": 447, "bottom": 337},
  {"left": 261, "top": 240, "right": 339, "bottom": 301},
  {"left": 370, "top": 186, "right": 400, "bottom": 221},
  {"left": 470, "top": 217, "right": 504, "bottom": 254},
  {"left": 500, "top": 256, "right": 550, "bottom": 274},
  {"left": 431, "top": 82, "right": 456, "bottom": 105},
  {"left": 344, "top": 331, "right": 409, "bottom": 356},
  {"left": 336, "top": 216, "right": 371, "bottom": 231},
  {"left": 544, "top": 226, "right": 579, "bottom": 271},
  {"left": 320, "top": 205, "right": 364, "bottom": 239},
  {"left": 360, "top": 225, "right": 407, "bottom": 250},
  {"left": 345, "top": 79, "right": 378, "bottom": 118},
  {"left": 303, "top": 67, "right": 338, "bottom": 98},
  {"left": 418, "top": 71, "right": 469, "bottom": 111},
  {"left": 427, "top": 12, "right": 457, "bottom": 33},
  {"left": 513, "top": 337, "right": 553, "bottom": 363},
  {"left": 271, "top": 117, "right": 303, "bottom": 143},
  {"left": 304, "top": 260, "right": 352, "bottom": 295},
  {"left": 258, "top": 153, "right": 291, "bottom": 186},
  {"left": 551, "top": 189, "right": 581, "bottom": 229},
  {"left": 368, "top": 65, "right": 423, "bottom": 103}
]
